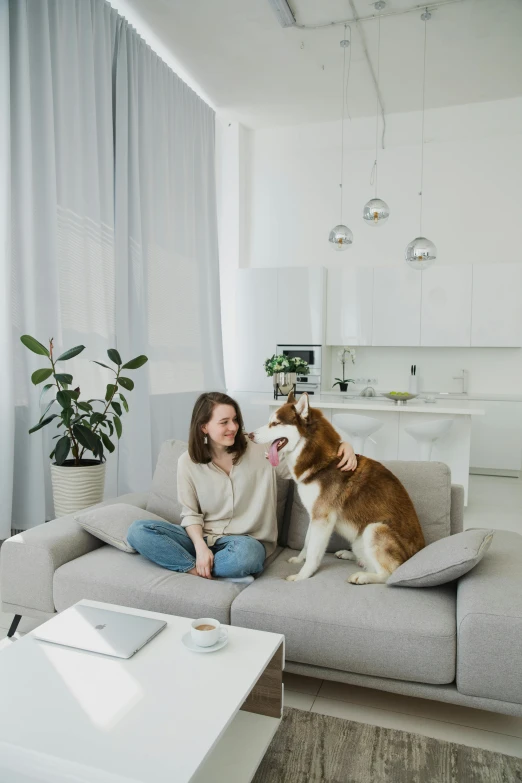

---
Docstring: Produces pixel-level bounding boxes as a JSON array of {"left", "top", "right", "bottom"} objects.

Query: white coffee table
[{"left": 0, "top": 599, "right": 285, "bottom": 783}]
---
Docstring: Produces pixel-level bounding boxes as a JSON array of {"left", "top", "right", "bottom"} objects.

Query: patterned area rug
[{"left": 252, "top": 707, "right": 522, "bottom": 783}]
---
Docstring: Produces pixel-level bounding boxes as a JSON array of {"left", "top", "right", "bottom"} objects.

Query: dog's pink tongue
[{"left": 268, "top": 439, "right": 282, "bottom": 467}]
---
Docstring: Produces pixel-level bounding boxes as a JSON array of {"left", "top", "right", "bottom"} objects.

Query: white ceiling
[{"left": 119, "top": 0, "right": 522, "bottom": 128}]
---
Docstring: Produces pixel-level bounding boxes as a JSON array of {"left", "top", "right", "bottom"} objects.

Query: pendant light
[
  {"left": 405, "top": 9, "right": 436, "bottom": 270},
  {"left": 363, "top": 1, "right": 390, "bottom": 227},
  {"left": 329, "top": 27, "right": 353, "bottom": 251}
]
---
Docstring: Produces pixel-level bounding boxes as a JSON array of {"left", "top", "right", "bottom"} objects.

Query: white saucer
[{"left": 181, "top": 629, "right": 229, "bottom": 654}]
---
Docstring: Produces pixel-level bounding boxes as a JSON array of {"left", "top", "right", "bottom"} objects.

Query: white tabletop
[
  {"left": 0, "top": 600, "right": 284, "bottom": 783},
  {"left": 253, "top": 395, "right": 484, "bottom": 416}
]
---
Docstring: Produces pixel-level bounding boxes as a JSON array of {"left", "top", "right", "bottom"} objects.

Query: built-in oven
[{"left": 276, "top": 345, "right": 322, "bottom": 395}]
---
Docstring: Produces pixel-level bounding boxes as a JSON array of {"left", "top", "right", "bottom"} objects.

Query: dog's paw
[
  {"left": 335, "top": 550, "right": 356, "bottom": 561},
  {"left": 288, "top": 556, "right": 302, "bottom": 564},
  {"left": 286, "top": 573, "right": 308, "bottom": 582},
  {"left": 348, "top": 571, "right": 372, "bottom": 585}
]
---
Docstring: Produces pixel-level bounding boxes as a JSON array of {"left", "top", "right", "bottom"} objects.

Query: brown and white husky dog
[{"left": 253, "top": 392, "right": 425, "bottom": 585}]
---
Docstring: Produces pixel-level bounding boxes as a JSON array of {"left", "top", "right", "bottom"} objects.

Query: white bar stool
[
  {"left": 333, "top": 414, "right": 384, "bottom": 456},
  {"left": 405, "top": 418, "right": 454, "bottom": 461}
]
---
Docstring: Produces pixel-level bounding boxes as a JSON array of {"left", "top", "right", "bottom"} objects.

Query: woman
[{"left": 127, "top": 392, "right": 357, "bottom": 583}]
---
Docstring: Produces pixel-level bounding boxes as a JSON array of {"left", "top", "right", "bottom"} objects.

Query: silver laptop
[{"left": 33, "top": 605, "right": 167, "bottom": 659}]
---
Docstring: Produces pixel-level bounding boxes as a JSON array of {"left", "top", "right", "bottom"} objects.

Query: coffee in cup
[{"left": 191, "top": 617, "right": 221, "bottom": 647}]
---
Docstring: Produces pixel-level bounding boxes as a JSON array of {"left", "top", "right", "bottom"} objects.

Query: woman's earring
[{"left": 204, "top": 435, "right": 208, "bottom": 444}]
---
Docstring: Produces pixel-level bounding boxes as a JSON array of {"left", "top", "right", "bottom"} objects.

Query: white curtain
[{"left": 0, "top": 0, "right": 224, "bottom": 538}]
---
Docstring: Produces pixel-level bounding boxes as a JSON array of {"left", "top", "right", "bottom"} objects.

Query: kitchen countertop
[
  {"left": 321, "top": 391, "right": 522, "bottom": 402},
  {"left": 252, "top": 393, "right": 485, "bottom": 416}
]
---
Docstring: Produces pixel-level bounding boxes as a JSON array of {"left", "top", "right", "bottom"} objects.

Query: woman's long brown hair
[{"left": 188, "top": 392, "right": 248, "bottom": 464}]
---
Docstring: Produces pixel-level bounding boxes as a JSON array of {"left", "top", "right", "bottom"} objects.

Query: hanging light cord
[
  {"left": 339, "top": 24, "right": 348, "bottom": 223},
  {"left": 419, "top": 12, "right": 428, "bottom": 236},
  {"left": 373, "top": 10, "right": 382, "bottom": 198}
]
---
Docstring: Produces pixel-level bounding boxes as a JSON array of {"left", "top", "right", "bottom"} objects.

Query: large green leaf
[
  {"left": 73, "top": 424, "right": 99, "bottom": 452},
  {"left": 90, "top": 412, "right": 106, "bottom": 426},
  {"left": 111, "top": 401, "right": 122, "bottom": 417},
  {"left": 92, "top": 361, "right": 116, "bottom": 372},
  {"left": 54, "top": 373, "right": 73, "bottom": 385},
  {"left": 39, "top": 400, "right": 55, "bottom": 422},
  {"left": 101, "top": 432, "right": 116, "bottom": 453},
  {"left": 20, "top": 335, "right": 50, "bottom": 357},
  {"left": 62, "top": 407, "right": 73, "bottom": 427},
  {"left": 77, "top": 401, "right": 93, "bottom": 413},
  {"left": 118, "top": 393, "right": 129, "bottom": 413},
  {"left": 29, "top": 414, "right": 59, "bottom": 434},
  {"left": 121, "top": 355, "right": 148, "bottom": 370},
  {"left": 49, "top": 449, "right": 56, "bottom": 460},
  {"left": 31, "top": 368, "right": 53, "bottom": 385},
  {"left": 107, "top": 348, "right": 122, "bottom": 365},
  {"left": 118, "top": 376, "right": 134, "bottom": 391},
  {"left": 55, "top": 436, "right": 71, "bottom": 465},
  {"left": 113, "top": 415, "right": 122, "bottom": 439},
  {"left": 94, "top": 438, "right": 104, "bottom": 462},
  {"left": 56, "top": 390, "right": 73, "bottom": 408},
  {"left": 39, "top": 383, "right": 55, "bottom": 403},
  {"left": 107, "top": 420, "right": 114, "bottom": 437},
  {"left": 56, "top": 345, "right": 85, "bottom": 361},
  {"left": 105, "top": 383, "right": 117, "bottom": 402}
]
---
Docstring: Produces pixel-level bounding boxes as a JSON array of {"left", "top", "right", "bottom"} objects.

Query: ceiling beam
[{"left": 291, "top": 0, "right": 466, "bottom": 29}]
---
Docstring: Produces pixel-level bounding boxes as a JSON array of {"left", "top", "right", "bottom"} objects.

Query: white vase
[{"left": 50, "top": 462, "right": 106, "bottom": 518}]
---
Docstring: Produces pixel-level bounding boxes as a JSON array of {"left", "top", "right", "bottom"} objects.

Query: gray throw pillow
[
  {"left": 74, "top": 503, "right": 169, "bottom": 553},
  {"left": 146, "top": 439, "right": 188, "bottom": 522},
  {"left": 387, "top": 529, "right": 494, "bottom": 588}
]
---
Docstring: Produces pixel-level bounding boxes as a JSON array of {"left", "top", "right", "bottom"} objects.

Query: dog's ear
[
  {"left": 287, "top": 390, "right": 296, "bottom": 404},
  {"left": 295, "top": 392, "right": 310, "bottom": 420}
]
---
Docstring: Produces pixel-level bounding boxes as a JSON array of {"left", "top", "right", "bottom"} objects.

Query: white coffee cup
[{"left": 191, "top": 618, "right": 221, "bottom": 647}]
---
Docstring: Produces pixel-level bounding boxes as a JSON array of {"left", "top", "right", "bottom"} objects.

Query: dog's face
[{"left": 253, "top": 392, "right": 310, "bottom": 466}]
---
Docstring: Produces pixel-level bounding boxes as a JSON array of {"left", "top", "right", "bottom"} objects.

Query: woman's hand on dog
[{"left": 337, "top": 441, "right": 357, "bottom": 472}]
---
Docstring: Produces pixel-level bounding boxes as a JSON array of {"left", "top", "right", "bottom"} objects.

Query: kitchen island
[{"left": 253, "top": 394, "right": 485, "bottom": 504}]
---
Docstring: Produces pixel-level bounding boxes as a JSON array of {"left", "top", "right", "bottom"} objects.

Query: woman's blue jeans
[{"left": 127, "top": 520, "right": 266, "bottom": 578}]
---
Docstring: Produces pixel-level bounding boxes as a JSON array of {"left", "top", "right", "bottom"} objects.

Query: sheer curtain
[{"left": 0, "top": 0, "right": 224, "bottom": 538}]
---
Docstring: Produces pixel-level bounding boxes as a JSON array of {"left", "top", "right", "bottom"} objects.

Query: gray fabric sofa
[{"left": 2, "top": 440, "right": 522, "bottom": 718}]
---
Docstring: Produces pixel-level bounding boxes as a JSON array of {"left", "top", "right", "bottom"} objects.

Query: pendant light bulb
[{"left": 329, "top": 29, "right": 353, "bottom": 250}]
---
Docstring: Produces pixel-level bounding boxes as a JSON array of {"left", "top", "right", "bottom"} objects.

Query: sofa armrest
[
  {"left": 450, "top": 484, "right": 464, "bottom": 535},
  {"left": 0, "top": 492, "right": 149, "bottom": 616},
  {"left": 456, "top": 530, "right": 522, "bottom": 704}
]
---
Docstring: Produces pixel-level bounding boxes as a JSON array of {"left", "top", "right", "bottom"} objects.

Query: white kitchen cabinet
[
  {"left": 326, "top": 267, "right": 373, "bottom": 346},
  {"left": 470, "top": 401, "right": 522, "bottom": 475},
  {"left": 420, "top": 265, "right": 472, "bottom": 346},
  {"left": 471, "top": 264, "right": 522, "bottom": 347},
  {"left": 276, "top": 267, "right": 325, "bottom": 345},
  {"left": 235, "top": 268, "right": 278, "bottom": 393},
  {"left": 372, "top": 267, "right": 422, "bottom": 346}
]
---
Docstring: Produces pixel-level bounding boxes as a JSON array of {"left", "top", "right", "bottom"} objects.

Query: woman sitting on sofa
[{"left": 127, "top": 392, "right": 356, "bottom": 583}]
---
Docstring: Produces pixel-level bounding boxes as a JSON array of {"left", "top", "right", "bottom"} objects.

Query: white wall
[
  {"left": 221, "top": 97, "right": 522, "bottom": 395},
  {"left": 246, "top": 97, "right": 522, "bottom": 270}
]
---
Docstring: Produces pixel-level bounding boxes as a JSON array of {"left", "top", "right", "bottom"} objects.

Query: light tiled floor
[{"left": 1, "top": 474, "right": 522, "bottom": 760}]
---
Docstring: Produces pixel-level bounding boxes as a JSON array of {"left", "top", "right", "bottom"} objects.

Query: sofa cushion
[
  {"left": 287, "top": 460, "right": 452, "bottom": 552},
  {"left": 53, "top": 545, "right": 246, "bottom": 624},
  {"left": 231, "top": 548, "right": 457, "bottom": 685},
  {"left": 456, "top": 530, "right": 522, "bottom": 705},
  {"left": 74, "top": 503, "right": 169, "bottom": 553},
  {"left": 146, "top": 439, "right": 291, "bottom": 543},
  {"left": 388, "top": 529, "right": 494, "bottom": 588}
]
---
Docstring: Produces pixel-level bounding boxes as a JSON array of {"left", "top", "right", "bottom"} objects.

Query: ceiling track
[{"left": 291, "top": 0, "right": 466, "bottom": 29}]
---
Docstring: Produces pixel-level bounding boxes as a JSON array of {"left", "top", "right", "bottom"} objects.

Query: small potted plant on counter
[
  {"left": 21, "top": 334, "right": 148, "bottom": 517},
  {"left": 333, "top": 347, "right": 356, "bottom": 392},
  {"left": 264, "top": 353, "right": 309, "bottom": 399}
]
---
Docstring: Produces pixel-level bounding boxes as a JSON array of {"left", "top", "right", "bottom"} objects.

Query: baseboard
[{"left": 469, "top": 468, "right": 521, "bottom": 478}]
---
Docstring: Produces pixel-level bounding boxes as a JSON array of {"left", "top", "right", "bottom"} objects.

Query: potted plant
[
  {"left": 21, "top": 335, "right": 148, "bottom": 517},
  {"left": 264, "top": 354, "right": 309, "bottom": 398},
  {"left": 333, "top": 347, "right": 356, "bottom": 392}
]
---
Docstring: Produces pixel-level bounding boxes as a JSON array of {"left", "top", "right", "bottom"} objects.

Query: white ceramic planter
[{"left": 50, "top": 462, "right": 106, "bottom": 518}]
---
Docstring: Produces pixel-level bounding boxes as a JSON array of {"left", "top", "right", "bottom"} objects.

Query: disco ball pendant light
[
  {"left": 329, "top": 28, "right": 353, "bottom": 251},
  {"left": 363, "top": 2, "right": 390, "bottom": 227},
  {"left": 405, "top": 9, "right": 436, "bottom": 270}
]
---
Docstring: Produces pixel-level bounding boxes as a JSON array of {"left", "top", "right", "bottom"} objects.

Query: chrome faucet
[{"left": 452, "top": 369, "right": 469, "bottom": 394}]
